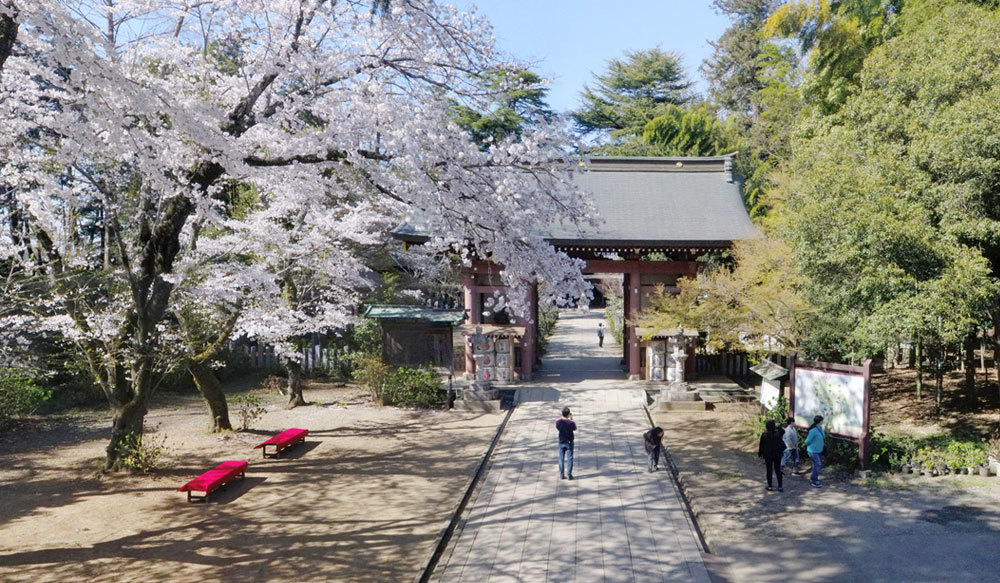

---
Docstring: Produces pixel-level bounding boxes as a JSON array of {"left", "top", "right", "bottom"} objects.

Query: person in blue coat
[{"left": 804, "top": 415, "right": 826, "bottom": 488}]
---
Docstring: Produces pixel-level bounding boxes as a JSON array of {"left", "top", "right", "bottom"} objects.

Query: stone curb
[
  {"left": 414, "top": 405, "right": 516, "bottom": 583},
  {"left": 642, "top": 406, "right": 714, "bottom": 554}
]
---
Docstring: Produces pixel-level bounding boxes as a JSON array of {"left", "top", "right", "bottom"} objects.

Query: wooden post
[
  {"left": 787, "top": 352, "right": 797, "bottom": 422},
  {"left": 859, "top": 358, "right": 874, "bottom": 470}
]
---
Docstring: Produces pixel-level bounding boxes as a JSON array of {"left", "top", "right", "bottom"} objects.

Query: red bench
[
  {"left": 177, "top": 460, "right": 248, "bottom": 502},
  {"left": 254, "top": 428, "right": 308, "bottom": 458}
]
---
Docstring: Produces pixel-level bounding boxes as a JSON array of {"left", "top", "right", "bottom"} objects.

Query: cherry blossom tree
[{"left": 0, "top": 0, "right": 593, "bottom": 469}]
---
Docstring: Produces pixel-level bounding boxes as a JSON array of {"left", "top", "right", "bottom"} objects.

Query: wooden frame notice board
[{"left": 788, "top": 353, "right": 873, "bottom": 469}]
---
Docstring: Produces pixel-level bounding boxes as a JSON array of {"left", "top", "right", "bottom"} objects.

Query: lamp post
[{"left": 672, "top": 325, "right": 687, "bottom": 384}]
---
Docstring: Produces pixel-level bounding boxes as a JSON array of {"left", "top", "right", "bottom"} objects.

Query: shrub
[
  {"left": 745, "top": 396, "right": 791, "bottom": 441},
  {"left": 231, "top": 392, "right": 267, "bottom": 430},
  {"left": 869, "top": 433, "right": 919, "bottom": 469},
  {"left": 914, "top": 446, "right": 946, "bottom": 472},
  {"left": 383, "top": 365, "right": 444, "bottom": 408},
  {"left": 0, "top": 369, "right": 51, "bottom": 426},
  {"left": 537, "top": 306, "right": 560, "bottom": 356},
  {"left": 115, "top": 432, "right": 169, "bottom": 473},
  {"left": 351, "top": 354, "right": 391, "bottom": 403}
]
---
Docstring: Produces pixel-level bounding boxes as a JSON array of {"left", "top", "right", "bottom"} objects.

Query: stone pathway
[{"left": 432, "top": 311, "right": 711, "bottom": 583}]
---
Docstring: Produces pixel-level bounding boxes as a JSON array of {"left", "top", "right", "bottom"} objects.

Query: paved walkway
[{"left": 433, "top": 311, "right": 711, "bottom": 583}]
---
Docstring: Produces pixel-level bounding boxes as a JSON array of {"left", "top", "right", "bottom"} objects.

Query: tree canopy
[
  {"left": 572, "top": 48, "right": 692, "bottom": 152},
  {"left": 0, "top": 0, "right": 594, "bottom": 468}
]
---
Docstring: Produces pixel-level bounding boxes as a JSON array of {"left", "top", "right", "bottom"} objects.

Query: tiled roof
[
  {"left": 393, "top": 156, "right": 758, "bottom": 248},
  {"left": 363, "top": 304, "right": 466, "bottom": 324}
]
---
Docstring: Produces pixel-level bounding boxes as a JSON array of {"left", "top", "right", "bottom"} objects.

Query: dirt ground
[
  {"left": 871, "top": 368, "right": 1000, "bottom": 438},
  {"left": 655, "top": 406, "right": 1000, "bottom": 582},
  {"left": 0, "top": 382, "right": 501, "bottom": 583}
]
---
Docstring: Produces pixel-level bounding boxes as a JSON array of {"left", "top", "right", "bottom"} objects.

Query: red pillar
[
  {"left": 627, "top": 268, "right": 642, "bottom": 380},
  {"left": 520, "top": 282, "right": 538, "bottom": 381}
]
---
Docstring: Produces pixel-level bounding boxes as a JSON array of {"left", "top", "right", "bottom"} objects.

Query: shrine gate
[{"left": 393, "top": 155, "right": 758, "bottom": 382}]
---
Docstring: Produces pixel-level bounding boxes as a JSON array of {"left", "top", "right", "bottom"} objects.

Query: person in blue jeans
[
  {"left": 804, "top": 415, "right": 826, "bottom": 487},
  {"left": 780, "top": 417, "right": 800, "bottom": 473},
  {"left": 556, "top": 406, "right": 576, "bottom": 480}
]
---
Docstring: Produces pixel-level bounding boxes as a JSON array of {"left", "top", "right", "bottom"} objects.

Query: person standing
[
  {"left": 644, "top": 426, "right": 664, "bottom": 472},
  {"left": 805, "top": 415, "right": 826, "bottom": 488},
  {"left": 758, "top": 419, "right": 785, "bottom": 492},
  {"left": 597, "top": 323, "right": 605, "bottom": 347},
  {"left": 780, "top": 417, "right": 801, "bottom": 474},
  {"left": 556, "top": 406, "right": 576, "bottom": 480}
]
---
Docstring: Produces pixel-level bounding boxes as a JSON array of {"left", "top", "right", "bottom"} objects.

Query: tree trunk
[
  {"left": 105, "top": 397, "right": 149, "bottom": 471},
  {"left": 982, "top": 338, "right": 988, "bottom": 382},
  {"left": 188, "top": 361, "right": 232, "bottom": 432},
  {"left": 283, "top": 356, "right": 307, "bottom": 408},
  {"left": 964, "top": 332, "right": 977, "bottom": 401},
  {"left": 935, "top": 347, "right": 944, "bottom": 411},
  {"left": 915, "top": 339, "right": 923, "bottom": 400},
  {"left": 0, "top": 3, "right": 18, "bottom": 74},
  {"left": 994, "top": 312, "right": 1000, "bottom": 401}
]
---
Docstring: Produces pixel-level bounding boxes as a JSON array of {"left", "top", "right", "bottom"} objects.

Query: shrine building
[{"left": 392, "top": 155, "right": 758, "bottom": 383}]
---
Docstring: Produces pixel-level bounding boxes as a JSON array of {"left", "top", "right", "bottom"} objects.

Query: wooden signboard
[{"left": 788, "top": 353, "right": 874, "bottom": 469}]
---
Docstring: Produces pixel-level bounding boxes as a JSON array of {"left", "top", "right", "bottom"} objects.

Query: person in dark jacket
[
  {"left": 556, "top": 406, "right": 576, "bottom": 480},
  {"left": 758, "top": 419, "right": 785, "bottom": 491},
  {"left": 644, "top": 426, "right": 664, "bottom": 472}
]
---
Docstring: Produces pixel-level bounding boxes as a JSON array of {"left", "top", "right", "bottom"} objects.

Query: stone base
[
  {"left": 454, "top": 399, "right": 501, "bottom": 412},
  {"left": 665, "top": 390, "right": 700, "bottom": 402},
  {"left": 657, "top": 401, "right": 707, "bottom": 411}
]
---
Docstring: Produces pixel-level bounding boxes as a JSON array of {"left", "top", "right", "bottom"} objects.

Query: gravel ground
[
  {"left": 655, "top": 407, "right": 1000, "bottom": 583},
  {"left": 0, "top": 383, "right": 501, "bottom": 583}
]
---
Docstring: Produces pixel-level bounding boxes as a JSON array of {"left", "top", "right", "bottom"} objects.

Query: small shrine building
[{"left": 392, "top": 155, "right": 758, "bottom": 383}]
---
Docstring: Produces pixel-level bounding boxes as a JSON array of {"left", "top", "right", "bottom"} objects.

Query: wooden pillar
[
  {"left": 627, "top": 268, "right": 641, "bottom": 380},
  {"left": 462, "top": 270, "right": 477, "bottom": 377},
  {"left": 521, "top": 282, "right": 538, "bottom": 381}
]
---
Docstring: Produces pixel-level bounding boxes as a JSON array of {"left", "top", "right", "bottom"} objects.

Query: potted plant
[
  {"left": 914, "top": 446, "right": 937, "bottom": 476},
  {"left": 945, "top": 442, "right": 966, "bottom": 475},
  {"left": 964, "top": 444, "right": 987, "bottom": 476},
  {"left": 988, "top": 435, "right": 1000, "bottom": 476}
]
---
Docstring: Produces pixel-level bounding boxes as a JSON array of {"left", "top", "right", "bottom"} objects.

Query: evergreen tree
[
  {"left": 702, "top": 0, "right": 781, "bottom": 120},
  {"left": 453, "top": 69, "right": 554, "bottom": 150},
  {"left": 572, "top": 48, "right": 692, "bottom": 152}
]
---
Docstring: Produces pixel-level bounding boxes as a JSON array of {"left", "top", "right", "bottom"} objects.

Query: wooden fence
[
  {"left": 695, "top": 351, "right": 751, "bottom": 377},
  {"left": 235, "top": 335, "right": 349, "bottom": 374}
]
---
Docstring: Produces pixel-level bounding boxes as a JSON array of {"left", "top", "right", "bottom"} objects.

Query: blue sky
[{"left": 456, "top": 1, "right": 732, "bottom": 114}]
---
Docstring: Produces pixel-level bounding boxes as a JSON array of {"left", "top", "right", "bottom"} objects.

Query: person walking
[
  {"left": 758, "top": 419, "right": 785, "bottom": 491},
  {"left": 556, "top": 406, "right": 576, "bottom": 480},
  {"left": 805, "top": 415, "right": 826, "bottom": 488},
  {"left": 597, "top": 323, "right": 605, "bottom": 347},
  {"left": 644, "top": 426, "right": 664, "bottom": 472},
  {"left": 780, "top": 417, "right": 801, "bottom": 474}
]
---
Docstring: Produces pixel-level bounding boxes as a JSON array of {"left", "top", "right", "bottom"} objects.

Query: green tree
[
  {"left": 704, "top": 0, "right": 801, "bottom": 218},
  {"left": 764, "top": 0, "right": 902, "bottom": 114},
  {"left": 453, "top": 69, "right": 554, "bottom": 149},
  {"left": 641, "top": 103, "right": 735, "bottom": 157},
  {"left": 702, "top": 0, "right": 782, "bottom": 119},
  {"left": 572, "top": 48, "right": 692, "bottom": 152},
  {"left": 770, "top": 3, "right": 1000, "bottom": 399},
  {"left": 637, "top": 237, "right": 815, "bottom": 357}
]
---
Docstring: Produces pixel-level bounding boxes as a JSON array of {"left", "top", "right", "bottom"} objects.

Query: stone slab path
[{"left": 432, "top": 311, "right": 711, "bottom": 583}]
